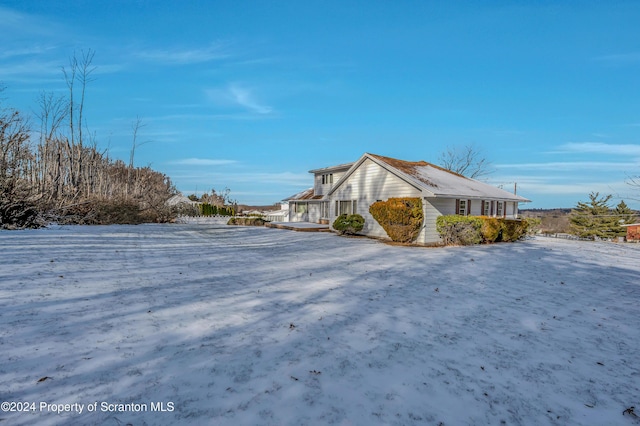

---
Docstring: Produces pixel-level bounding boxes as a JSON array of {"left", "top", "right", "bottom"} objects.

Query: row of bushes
[
  {"left": 227, "top": 217, "right": 267, "bottom": 226},
  {"left": 436, "top": 215, "right": 533, "bottom": 245},
  {"left": 330, "top": 199, "right": 532, "bottom": 247},
  {"left": 199, "top": 203, "right": 234, "bottom": 216}
]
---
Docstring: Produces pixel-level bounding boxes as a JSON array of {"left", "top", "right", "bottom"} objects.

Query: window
[
  {"left": 337, "top": 200, "right": 357, "bottom": 215},
  {"left": 458, "top": 199, "right": 467, "bottom": 216},
  {"left": 483, "top": 200, "right": 491, "bottom": 216},
  {"left": 496, "top": 201, "right": 504, "bottom": 217},
  {"left": 321, "top": 202, "right": 330, "bottom": 218},
  {"left": 321, "top": 173, "right": 334, "bottom": 185},
  {"left": 295, "top": 202, "right": 308, "bottom": 214}
]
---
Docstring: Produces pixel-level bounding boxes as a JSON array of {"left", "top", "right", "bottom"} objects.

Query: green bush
[
  {"left": 333, "top": 214, "right": 365, "bottom": 235},
  {"left": 437, "top": 215, "right": 531, "bottom": 245},
  {"left": 436, "top": 215, "right": 483, "bottom": 245},
  {"left": 479, "top": 217, "right": 502, "bottom": 242},
  {"left": 227, "top": 217, "right": 267, "bottom": 226},
  {"left": 369, "top": 198, "right": 423, "bottom": 243},
  {"left": 501, "top": 219, "right": 531, "bottom": 242}
]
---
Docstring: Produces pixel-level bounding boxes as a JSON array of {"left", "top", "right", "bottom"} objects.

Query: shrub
[
  {"left": 501, "top": 219, "right": 529, "bottom": 242},
  {"left": 228, "top": 217, "right": 267, "bottom": 226},
  {"left": 436, "top": 215, "right": 483, "bottom": 245},
  {"left": 369, "top": 198, "right": 423, "bottom": 243},
  {"left": 437, "top": 215, "right": 532, "bottom": 245},
  {"left": 523, "top": 217, "right": 541, "bottom": 235},
  {"left": 479, "top": 217, "right": 502, "bottom": 242},
  {"left": 55, "top": 198, "right": 144, "bottom": 225},
  {"left": 333, "top": 214, "right": 365, "bottom": 235}
]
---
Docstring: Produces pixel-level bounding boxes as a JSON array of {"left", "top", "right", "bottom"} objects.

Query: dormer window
[{"left": 321, "top": 173, "right": 334, "bottom": 185}]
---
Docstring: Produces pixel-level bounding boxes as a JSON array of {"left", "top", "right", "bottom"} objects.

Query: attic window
[{"left": 321, "top": 173, "right": 334, "bottom": 185}]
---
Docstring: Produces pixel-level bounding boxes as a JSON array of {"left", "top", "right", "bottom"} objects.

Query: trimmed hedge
[
  {"left": 333, "top": 214, "right": 365, "bottom": 235},
  {"left": 369, "top": 197, "right": 423, "bottom": 243},
  {"left": 436, "top": 215, "right": 532, "bottom": 245},
  {"left": 227, "top": 217, "right": 267, "bottom": 226},
  {"left": 436, "top": 215, "right": 483, "bottom": 246}
]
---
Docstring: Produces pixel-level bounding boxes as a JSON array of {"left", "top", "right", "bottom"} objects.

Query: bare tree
[
  {"left": 438, "top": 144, "right": 492, "bottom": 179},
  {"left": 627, "top": 175, "right": 640, "bottom": 201},
  {"left": 0, "top": 107, "right": 41, "bottom": 228},
  {"left": 77, "top": 49, "right": 96, "bottom": 147},
  {"left": 2, "top": 55, "right": 179, "bottom": 226},
  {"left": 128, "top": 116, "right": 153, "bottom": 195},
  {"left": 61, "top": 49, "right": 96, "bottom": 194}
]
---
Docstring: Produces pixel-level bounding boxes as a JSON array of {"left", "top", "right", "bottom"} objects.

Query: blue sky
[{"left": 1, "top": 1, "right": 640, "bottom": 208}]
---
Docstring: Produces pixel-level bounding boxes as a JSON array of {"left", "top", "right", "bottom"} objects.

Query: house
[
  {"left": 621, "top": 223, "right": 640, "bottom": 242},
  {"left": 263, "top": 203, "right": 290, "bottom": 222},
  {"left": 285, "top": 153, "right": 530, "bottom": 245}
]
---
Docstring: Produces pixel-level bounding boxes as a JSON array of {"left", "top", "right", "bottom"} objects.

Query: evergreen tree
[
  {"left": 569, "top": 192, "right": 620, "bottom": 239},
  {"left": 615, "top": 200, "right": 637, "bottom": 227}
]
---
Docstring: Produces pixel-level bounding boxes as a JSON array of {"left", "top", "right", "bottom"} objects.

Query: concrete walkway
[{"left": 265, "top": 222, "right": 331, "bottom": 232}]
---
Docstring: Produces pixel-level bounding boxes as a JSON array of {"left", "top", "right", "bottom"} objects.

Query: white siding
[
  {"left": 330, "top": 158, "right": 421, "bottom": 238},
  {"left": 418, "top": 198, "right": 455, "bottom": 244},
  {"left": 314, "top": 170, "right": 349, "bottom": 197},
  {"left": 308, "top": 203, "right": 322, "bottom": 223},
  {"left": 470, "top": 199, "right": 483, "bottom": 216}
]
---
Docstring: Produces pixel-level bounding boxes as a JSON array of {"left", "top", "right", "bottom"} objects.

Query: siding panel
[
  {"left": 419, "top": 198, "right": 455, "bottom": 244},
  {"left": 330, "top": 159, "right": 420, "bottom": 238}
]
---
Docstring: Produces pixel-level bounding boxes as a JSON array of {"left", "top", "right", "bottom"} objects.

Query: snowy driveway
[{"left": 1, "top": 224, "right": 639, "bottom": 425}]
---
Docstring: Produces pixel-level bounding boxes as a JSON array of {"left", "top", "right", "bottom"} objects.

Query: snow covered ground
[{"left": 1, "top": 224, "right": 639, "bottom": 425}]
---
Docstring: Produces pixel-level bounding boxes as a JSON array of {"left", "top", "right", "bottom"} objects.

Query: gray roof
[{"left": 329, "top": 153, "right": 531, "bottom": 202}]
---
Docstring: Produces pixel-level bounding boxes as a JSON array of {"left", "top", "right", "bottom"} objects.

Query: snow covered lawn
[{"left": 1, "top": 224, "right": 639, "bottom": 425}]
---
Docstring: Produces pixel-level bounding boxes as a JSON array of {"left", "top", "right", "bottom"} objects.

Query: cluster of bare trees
[{"left": 1, "top": 51, "right": 177, "bottom": 229}]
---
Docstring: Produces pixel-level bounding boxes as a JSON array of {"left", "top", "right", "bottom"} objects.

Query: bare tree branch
[{"left": 438, "top": 144, "right": 493, "bottom": 179}]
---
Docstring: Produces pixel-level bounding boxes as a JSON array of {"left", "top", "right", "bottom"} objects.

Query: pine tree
[
  {"left": 569, "top": 192, "right": 620, "bottom": 239},
  {"left": 615, "top": 200, "right": 637, "bottom": 225}
]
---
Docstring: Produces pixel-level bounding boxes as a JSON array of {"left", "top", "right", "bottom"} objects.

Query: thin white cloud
[
  {"left": 594, "top": 52, "right": 640, "bottom": 64},
  {"left": 0, "top": 6, "right": 62, "bottom": 37},
  {"left": 0, "top": 45, "right": 58, "bottom": 60},
  {"left": 206, "top": 84, "right": 273, "bottom": 115},
  {"left": 557, "top": 142, "right": 640, "bottom": 156},
  {"left": 496, "top": 161, "right": 639, "bottom": 170},
  {"left": 170, "top": 158, "right": 238, "bottom": 166},
  {"left": 518, "top": 180, "right": 632, "bottom": 196},
  {"left": 172, "top": 171, "right": 309, "bottom": 186},
  {"left": 136, "top": 42, "right": 230, "bottom": 65},
  {"left": 228, "top": 85, "right": 272, "bottom": 114},
  {"left": 230, "top": 172, "right": 309, "bottom": 185}
]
